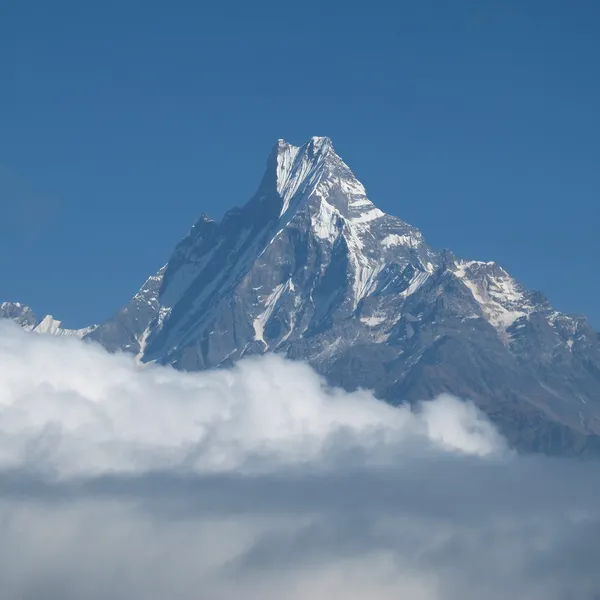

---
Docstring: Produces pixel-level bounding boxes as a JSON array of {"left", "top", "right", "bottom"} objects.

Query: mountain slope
[
  {"left": 3, "top": 136, "right": 600, "bottom": 454},
  {"left": 140, "top": 137, "right": 439, "bottom": 370}
]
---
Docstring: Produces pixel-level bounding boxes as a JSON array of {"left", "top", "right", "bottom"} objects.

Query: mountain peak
[
  {"left": 276, "top": 136, "right": 333, "bottom": 151},
  {"left": 5, "top": 137, "right": 600, "bottom": 455},
  {"left": 268, "top": 135, "right": 382, "bottom": 225},
  {"left": 306, "top": 135, "right": 333, "bottom": 151},
  {"left": 273, "top": 136, "right": 335, "bottom": 172},
  {"left": 0, "top": 302, "right": 96, "bottom": 337},
  {"left": 273, "top": 137, "right": 332, "bottom": 216}
]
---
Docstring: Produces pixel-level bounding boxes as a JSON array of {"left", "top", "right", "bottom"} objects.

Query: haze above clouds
[{"left": 0, "top": 322, "right": 599, "bottom": 600}]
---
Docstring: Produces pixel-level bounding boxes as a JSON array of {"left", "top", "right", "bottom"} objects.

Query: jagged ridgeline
[{"left": 4, "top": 137, "right": 600, "bottom": 454}]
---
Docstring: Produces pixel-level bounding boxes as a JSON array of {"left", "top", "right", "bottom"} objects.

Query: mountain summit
[
  {"left": 90, "top": 136, "right": 437, "bottom": 369},
  {"left": 4, "top": 137, "right": 600, "bottom": 454}
]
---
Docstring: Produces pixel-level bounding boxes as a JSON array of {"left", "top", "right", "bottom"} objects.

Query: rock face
[
  {"left": 3, "top": 136, "right": 600, "bottom": 454},
  {"left": 87, "top": 266, "right": 166, "bottom": 358}
]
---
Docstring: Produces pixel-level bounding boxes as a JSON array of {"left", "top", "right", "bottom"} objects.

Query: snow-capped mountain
[
  {"left": 0, "top": 302, "right": 96, "bottom": 337},
  {"left": 3, "top": 137, "right": 600, "bottom": 454}
]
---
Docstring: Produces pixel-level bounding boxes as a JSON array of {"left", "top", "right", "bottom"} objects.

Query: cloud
[
  {"left": 0, "top": 321, "right": 504, "bottom": 478},
  {"left": 0, "top": 321, "right": 599, "bottom": 599}
]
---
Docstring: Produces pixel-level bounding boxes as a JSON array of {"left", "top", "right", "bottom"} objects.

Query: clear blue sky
[{"left": 1, "top": 0, "right": 599, "bottom": 328}]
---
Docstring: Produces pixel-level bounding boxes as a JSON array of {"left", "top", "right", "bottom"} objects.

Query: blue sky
[{"left": 1, "top": 0, "right": 599, "bottom": 327}]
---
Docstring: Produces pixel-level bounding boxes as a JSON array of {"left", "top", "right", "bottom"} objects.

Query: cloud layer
[
  {"left": 0, "top": 322, "right": 504, "bottom": 477},
  {"left": 0, "top": 322, "right": 599, "bottom": 600}
]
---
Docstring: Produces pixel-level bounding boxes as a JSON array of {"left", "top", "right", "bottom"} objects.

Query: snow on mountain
[
  {"left": 0, "top": 302, "right": 38, "bottom": 330},
  {"left": 86, "top": 266, "right": 166, "bottom": 355},
  {"left": 32, "top": 315, "right": 96, "bottom": 337},
  {"left": 3, "top": 136, "right": 600, "bottom": 455},
  {"left": 130, "top": 136, "right": 440, "bottom": 369},
  {"left": 0, "top": 302, "right": 95, "bottom": 337},
  {"left": 452, "top": 260, "right": 540, "bottom": 338}
]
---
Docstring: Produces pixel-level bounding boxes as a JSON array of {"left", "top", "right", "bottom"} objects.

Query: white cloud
[
  {"left": 0, "top": 321, "right": 599, "bottom": 600},
  {"left": 0, "top": 322, "right": 504, "bottom": 478}
]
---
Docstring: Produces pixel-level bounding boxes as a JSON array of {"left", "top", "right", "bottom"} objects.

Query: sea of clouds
[{"left": 0, "top": 320, "right": 599, "bottom": 599}]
